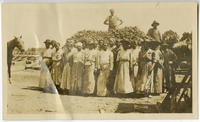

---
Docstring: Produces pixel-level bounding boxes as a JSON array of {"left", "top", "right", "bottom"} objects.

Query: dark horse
[{"left": 7, "top": 36, "right": 24, "bottom": 84}]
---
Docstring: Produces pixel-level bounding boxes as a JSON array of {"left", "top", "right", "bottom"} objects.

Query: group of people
[{"left": 38, "top": 19, "right": 177, "bottom": 98}]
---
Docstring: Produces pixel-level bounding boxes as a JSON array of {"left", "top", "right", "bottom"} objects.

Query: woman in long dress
[
  {"left": 113, "top": 40, "right": 133, "bottom": 94},
  {"left": 153, "top": 45, "right": 164, "bottom": 95},
  {"left": 136, "top": 43, "right": 155, "bottom": 97},
  {"left": 130, "top": 43, "right": 141, "bottom": 92},
  {"left": 96, "top": 42, "right": 113, "bottom": 96},
  {"left": 60, "top": 41, "right": 76, "bottom": 94},
  {"left": 39, "top": 39, "right": 57, "bottom": 94},
  {"left": 51, "top": 42, "right": 63, "bottom": 89},
  {"left": 71, "top": 42, "right": 84, "bottom": 95},
  {"left": 83, "top": 41, "right": 98, "bottom": 95}
]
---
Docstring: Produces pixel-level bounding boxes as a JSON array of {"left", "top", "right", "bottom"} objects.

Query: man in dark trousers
[
  {"left": 161, "top": 43, "right": 177, "bottom": 92},
  {"left": 147, "top": 20, "right": 162, "bottom": 42}
]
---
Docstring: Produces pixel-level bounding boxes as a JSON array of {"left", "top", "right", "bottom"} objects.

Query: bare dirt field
[{"left": 7, "top": 61, "right": 167, "bottom": 114}]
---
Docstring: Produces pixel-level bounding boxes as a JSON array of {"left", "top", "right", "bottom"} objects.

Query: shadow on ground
[
  {"left": 115, "top": 103, "right": 160, "bottom": 113},
  {"left": 22, "top": 86, "right": 43, "bottom": 92}
]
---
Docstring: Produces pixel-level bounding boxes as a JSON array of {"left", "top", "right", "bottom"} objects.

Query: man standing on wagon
[
  {"left": 147, "top": 20, "right": 162, "bottom": 42},
  {"left": 104, "top": 9, "right": 123, "bottom": 32}
]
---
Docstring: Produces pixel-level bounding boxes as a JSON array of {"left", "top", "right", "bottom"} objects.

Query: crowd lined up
[{"left": 38, "top": 21, "right": 178, "bottom": 98}]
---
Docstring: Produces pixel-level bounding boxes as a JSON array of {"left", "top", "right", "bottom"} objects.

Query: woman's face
[
  {"left": 77, "top": 46, "right": 82, "bottom": 51},
  {"left": 102, "top": 44, "right": 108, "bottom": 51},
  {"left": 88, "top": 44, "right": 93, "bottom": 50}
]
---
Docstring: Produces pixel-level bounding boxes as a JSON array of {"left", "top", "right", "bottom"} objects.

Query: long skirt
[
  {"left": 153, "top": 64, "right": 163, "bottom": 94},
  {"left": 39, "top": 60, "right": 58, "bottom": 94},
  {"left": 60, "top": 63, "right": 71, "bottom": 90},
  {"left": 71, "top": 62, "right": 84, "bottom": 94},
  {"left": 136, "top": 61, "right": 154, "bottom": 94},
  {"left": 130, "top": 64, "right": 139, "bottom": 92},
  {"left": 97, "top": 64, "right": 110, "bottom": 96},
  {"left": 51, "top": 61, "right": 62, "bottom": 86},
  {"left": 113, "top": 61, "right": 133, "bottom": 94},
  {"left": 83, "top": 64, "right": 95, "bottom": 95}
]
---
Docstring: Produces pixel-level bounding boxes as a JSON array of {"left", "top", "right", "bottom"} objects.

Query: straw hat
[{"left": 75, "top": 42, "right": 83, "bottom": 47}]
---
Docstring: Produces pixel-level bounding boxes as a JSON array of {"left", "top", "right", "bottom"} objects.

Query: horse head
[{"left": 13, "top": 35, "right": 25, "bottom": 52}]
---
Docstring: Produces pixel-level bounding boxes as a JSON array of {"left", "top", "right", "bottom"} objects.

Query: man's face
[
  {"left": 153, "top": 25, "right": 158, "bottom": 29},
  {"left": 110, "top": 11, "right": 114, "bottom": 16},
  {"left": 45, "top": 43, "right": 50, "bottom": 48}
]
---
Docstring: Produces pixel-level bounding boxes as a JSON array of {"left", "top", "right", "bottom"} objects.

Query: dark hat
[
  {"left": 151, "top": 20, "right": 160, "bottom": 27},
  {"left": 120, "top": 40, "right": 131, "bottom": 46},
  {"left": 44, "top": 39, "right": 51, "bottom": 44}
]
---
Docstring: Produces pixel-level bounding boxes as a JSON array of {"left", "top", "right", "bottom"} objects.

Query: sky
[{"left": 2, "top": 2, "right": 196, "bottom": 49}]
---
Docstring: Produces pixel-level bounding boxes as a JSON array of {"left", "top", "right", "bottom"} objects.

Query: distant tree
[
  {"left": 180, "top": 32, "right": 192, "bottom": 43},
  {"left": 162, "top": 30, "right": 179, "bottom": 47},
  {"left": 172, "top": 32, "right": 192, "bottom": 63}
]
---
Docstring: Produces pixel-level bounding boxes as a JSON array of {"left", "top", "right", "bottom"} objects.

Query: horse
[{"left": 7, "top": 36, "right": 25, "bottom": 84}]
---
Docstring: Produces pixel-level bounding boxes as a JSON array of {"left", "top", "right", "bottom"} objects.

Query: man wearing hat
[
  {"left": 147, "top": 20, "right": 162, "bottom": 42},
  {"left": 161, "top": 42, "right": 177, "bottom": 93},
  {"left": 104, "top": 9, "right": 123, "bottom": 32},
  {"left": 39, "top": 39, "right": 57, "bottom": 93},
  {"left": 42, "top": 39, "right": 53, "bottom": 67}
]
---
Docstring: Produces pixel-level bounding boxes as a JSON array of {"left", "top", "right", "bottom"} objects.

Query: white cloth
[
  {"left": 114, "top": 49, "right": 133, "bottom": 94},
  {"left": 97, "top": 50, "right": 113, "bottom": 70},
  {"left": 43, "top": 48, "right": 53, "bottom": 58}
]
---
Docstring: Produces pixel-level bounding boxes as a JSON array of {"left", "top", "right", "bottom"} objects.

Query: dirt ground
[{"left": 7, "top": 61, "right": 167, "bottom": 114}]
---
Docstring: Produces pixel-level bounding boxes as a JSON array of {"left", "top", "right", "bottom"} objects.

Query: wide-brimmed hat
[
  {"left": 151, "top": 20, "right": 160, "bottom": 27},
  {"left": 43, "top": 39, "right": 51, "bottom": 44}
]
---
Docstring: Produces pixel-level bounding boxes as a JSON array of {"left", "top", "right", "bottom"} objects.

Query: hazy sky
[{"left": 2, "top": 2, "right": 196, "bottom": 49}]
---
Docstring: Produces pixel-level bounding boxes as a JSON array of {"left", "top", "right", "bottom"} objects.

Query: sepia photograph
[{"left": 2, "top": 2, "right": 198, "bottom": 120}]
